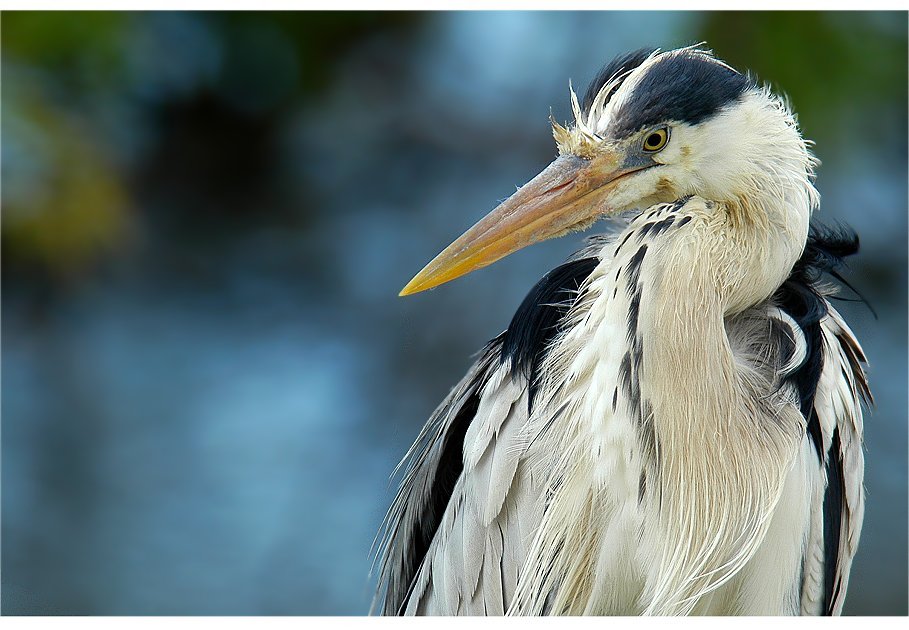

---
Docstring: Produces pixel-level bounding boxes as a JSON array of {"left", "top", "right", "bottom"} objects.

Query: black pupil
[{"left": 646, "top": 132, "right": 662, "bottom": 148}]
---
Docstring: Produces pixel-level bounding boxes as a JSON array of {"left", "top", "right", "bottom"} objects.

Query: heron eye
[{"left": 642, "top": 128, "right": 669, "bottom": 152}]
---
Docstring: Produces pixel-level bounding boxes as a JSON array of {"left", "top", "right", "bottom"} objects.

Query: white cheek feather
[{"left": 677, "top": 90, "right": 818, "bottom": 217}]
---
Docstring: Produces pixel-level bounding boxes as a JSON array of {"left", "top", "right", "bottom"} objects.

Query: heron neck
[
  {"left": 624, "top": 198, "right": 805, "bottom": 613},
  {"left": 634, "top": 195, "right": 805, "bottom": 430},
  {"left": 519, "top": 198, "right": 808, "bottom": 614}
]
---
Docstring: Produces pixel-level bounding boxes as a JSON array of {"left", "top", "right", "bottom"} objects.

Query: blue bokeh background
[{"left": 2, "top": 11, "right": 906, "bottom": 615}]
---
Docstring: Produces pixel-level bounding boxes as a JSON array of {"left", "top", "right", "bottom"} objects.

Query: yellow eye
[{"left": 642, "top": 127, "right": 669, "bottom": 152}]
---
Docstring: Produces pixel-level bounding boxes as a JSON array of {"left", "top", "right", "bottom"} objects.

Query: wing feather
[
  {"left": 373, "top": 340, "right": 500, "bottom": 614},
  {"left": 800, "top": 304, "right": 869, "bottom": 615},
  {"left": 375, "top": 340, "right": 539, "bottom": 615}
]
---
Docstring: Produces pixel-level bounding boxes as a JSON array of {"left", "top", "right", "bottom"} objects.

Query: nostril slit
[{"left": 544, "top": 181, "right": 574, "bottom": 195}]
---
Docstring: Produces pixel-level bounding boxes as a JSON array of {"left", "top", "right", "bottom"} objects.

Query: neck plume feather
[
  {"left": 510, "top": 196, "right": 808, "bottom": 615},
  {"left": 637, "top": 213, "right": 803, "bottom": 612}
]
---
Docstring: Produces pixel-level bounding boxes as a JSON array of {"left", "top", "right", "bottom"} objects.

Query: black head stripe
[
  {"left": 582, "top": 47, "right": 658, "bottom": 115},
  {"left": 609, "top": 49, "right": 754, "bottom": 137}
]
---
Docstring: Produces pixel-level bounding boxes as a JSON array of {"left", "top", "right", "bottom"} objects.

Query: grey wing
[
  {"left": 373, "top": 338, "right": 541, "bottom": 615},
  {"left": 800, "top": 305, "right": 871, "bottom": 615}
]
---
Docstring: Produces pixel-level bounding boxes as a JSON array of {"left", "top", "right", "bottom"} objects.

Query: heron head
[{"left": 400, "top": 46, "right": 817, "bottom": 296}]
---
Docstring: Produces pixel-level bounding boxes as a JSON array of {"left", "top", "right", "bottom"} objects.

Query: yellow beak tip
[{"left": 398, "top": 278, "right": 424, "bottom": 297}]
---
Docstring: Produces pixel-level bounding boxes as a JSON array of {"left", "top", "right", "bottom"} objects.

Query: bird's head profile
[{"left": 400, "top": 45, "right": 819, "bottom": 296}]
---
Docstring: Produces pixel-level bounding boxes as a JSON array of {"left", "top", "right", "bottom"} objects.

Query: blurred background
[{"left": 2, "top": 11, "right": 906, "bottom": 616}]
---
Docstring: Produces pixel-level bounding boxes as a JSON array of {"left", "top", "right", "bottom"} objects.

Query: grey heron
[{"left": 375, "top": 45, "right": 871, "bottom": 616}]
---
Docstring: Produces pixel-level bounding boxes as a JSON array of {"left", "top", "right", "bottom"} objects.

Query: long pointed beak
[{"left": 400, "top": 149, "right": 634, "bottom": 296}]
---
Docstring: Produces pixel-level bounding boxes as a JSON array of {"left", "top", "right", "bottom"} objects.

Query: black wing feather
[{"left": 776, "top": 222, "right": 868, "bottom": 615}]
